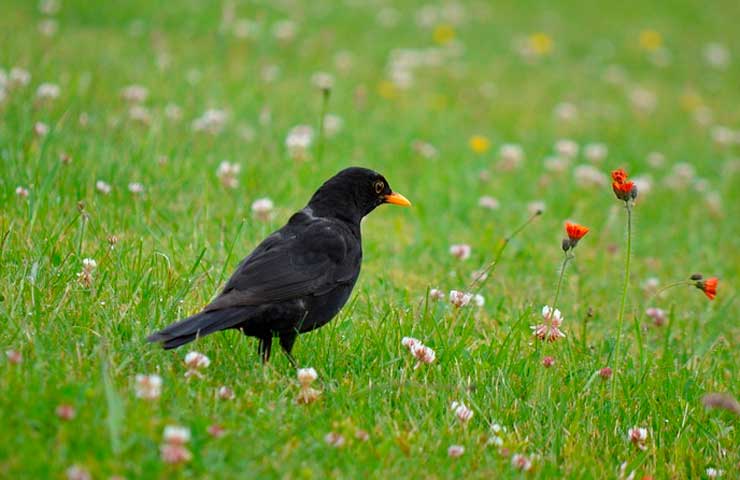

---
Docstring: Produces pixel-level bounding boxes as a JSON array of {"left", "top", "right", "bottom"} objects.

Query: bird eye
[{"left": 374, "top": 181, "right": 385, "bottom": 194}]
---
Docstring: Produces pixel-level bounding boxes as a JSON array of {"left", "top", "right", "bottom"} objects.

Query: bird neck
[{"left": 302, "top": 204, "right": 362, "bottom": 238}]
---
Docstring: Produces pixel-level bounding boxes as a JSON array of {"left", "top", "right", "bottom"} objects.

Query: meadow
[{"left": 1, "top": 0, "right": 739, "bottom": 478}]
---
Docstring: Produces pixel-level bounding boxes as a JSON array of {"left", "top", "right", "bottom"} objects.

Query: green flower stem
[{"left": 611, "top": 202, "right": 633, "bottom": 402}]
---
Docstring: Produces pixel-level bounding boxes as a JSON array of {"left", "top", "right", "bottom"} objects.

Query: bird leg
[
  {"left": 257, "top": 335, "right": 272, "bottom": 363},
  {"left": 279, "top": 332, "right": 298, "bottom": 368}
]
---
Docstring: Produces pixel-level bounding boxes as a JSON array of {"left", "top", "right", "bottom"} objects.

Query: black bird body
[{"left": 147, "top": 167, "right": 410, "bottom": 362}]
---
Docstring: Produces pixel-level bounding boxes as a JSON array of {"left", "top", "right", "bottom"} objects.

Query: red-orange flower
[
  {"left": 696, "top": 277, "right": 718, "bottom": 300},
  {"left": 611, "top": 168, "right": 628, "bottom": 183},
  {"left": 565, "top": 222, "right": 589, "bottom": 242},
  {"left": 611, "top": 168, "right": 636, "bottom": 201}
]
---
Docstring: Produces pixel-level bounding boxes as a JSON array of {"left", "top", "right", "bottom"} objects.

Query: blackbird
[{"left": 147, "top": 167, "right": 410, "bottom": 363}]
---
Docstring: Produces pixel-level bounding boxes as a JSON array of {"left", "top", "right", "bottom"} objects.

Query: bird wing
[{"left": 203, "top": 218, "right": 358, "bottom": 311}]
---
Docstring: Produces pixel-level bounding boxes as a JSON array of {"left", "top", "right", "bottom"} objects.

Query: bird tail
[{"left": 147, "top": 307, "right": 247, "bottom": 349}]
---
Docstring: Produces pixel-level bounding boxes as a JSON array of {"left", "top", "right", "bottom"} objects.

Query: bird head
[{"left": 307, "top": 167, "right": 411, "bottom": 222}]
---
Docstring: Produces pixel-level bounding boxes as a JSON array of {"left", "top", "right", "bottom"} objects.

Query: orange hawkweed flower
[
  {"left": 696, "top": 277, "right": 718, "bottom": 300},
  {"left": 565, "top": 222, "right": 589, "bottom": 242},
  {"left": 611, "top": 168, "right": 637, "bottom": 201},
  {"left": 563, "top": 221, "right": 589, "bottom": 251}
]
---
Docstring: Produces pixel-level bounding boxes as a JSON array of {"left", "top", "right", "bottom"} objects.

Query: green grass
[{"left": 1, "top": 0, "right": 739, "bottom": 478}]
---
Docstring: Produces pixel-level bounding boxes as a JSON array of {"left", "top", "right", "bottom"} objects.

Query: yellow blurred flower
[
  {"left": 469, "top": 135, "right": 491, "bottom": 154},
  {"left": 528, "top": 33, "right": 553, "bottom": 55},
  {"left": 378, "top": 80, "right": 397, "bottom": 99},
  {"left": 680, "top": 90, "right": 703, "bottom": 111},
  {"left": 433, "top": 24, "right": 455, "bottom": 45},
  {"left": 639, "top": 29, "right": 662, "bottom": 51}
]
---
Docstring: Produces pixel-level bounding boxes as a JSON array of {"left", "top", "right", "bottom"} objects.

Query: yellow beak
[{"left": 384, "top": 192, "right": 411, "bottom": 207}]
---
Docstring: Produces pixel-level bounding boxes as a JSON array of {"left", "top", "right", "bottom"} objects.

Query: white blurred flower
[
  {"left": 184, "top": 351, "right": 210, "bottom": 378},
  {"left": 216, "top": 161, "right": 240, "bottom": 189},
  {"left": 410, "top": 343, "right": 435, "bottom": 365},
  {"left": 449, "top": 244, "right": 471, "bottom": 260},
  {"left": 632, "top": 175, "right": 652, "bottom": 196},
  {"left": 478, "top": 196, "right": 499, "bottom": 209},
  {"left": 584, "top": 143, "right": 608, "bottom": 163},
  {"left": 473, "top": 294, "right": 485, "bottom": 307},
  {"left": 447, "top": 445, "right": 465, "bottom": 458},
  {"left": 161, "top": 425, "right": 192, "bottom": 464},
  {"left": 285, "top": 125, "right": 314, "bottom": 160},
  {"left": 251, "top": 197, "right": 274, "bottom": 221},
  {"left": 165, "top": 103, "right": 182, "bottom": 121},
  {"left": 428, "top": 289, "right": 445, "bottom": 301},
  {"left": 401, "top": 336, "right": 421, "bottom": 349},
  {"left": 217, "top": 386, "right": 235, "bottom": 400},
  {"left": 77, "top": 258, "right": 97, "bottom": 288},
  {"left": 706, "top": 467, "right": 723, "bottom": 478},
  {"left": 36, "top": 82, "right": 60, "bottom": 101},
  {"left": 323, "top": 114, "right": 342, "bottom": 137},
  {"left": 95, "top": 180, "right": 112, "bottom": 195},
  {"left": 15, "top": 186, "right": 29, "bottom": 198},
  {"left": 38, "top": 18, "right": 58, "bottom": 36},
  {"left": 498, "top": 143, "right": 524, "bottom": 171},
  {"left": 645, "top": 307, "right": 667, "bottom": 327},
  {"left": 573, "top": 164, "right": 608, "bottom": 188},
  {"left": 544, "top": 156, "right": 570, "bottom": 173},
  {"left": 629, "top": 87, "right": 657, "bottom": 113},
  {"left": 646, "top": 151, "right": 665, "bottom": 168},
  {"left": 555, "top": 139, "right": 579, "bottom": 159},
  {"left": 128, "top": 105, "right": 151, "bottom": 124},
  {"left": 135, "top": 374, "right": 162, "bottom": 400},
  {"left": 65, "top": 465, "right": 91, "bottom": 480},
  {"left": 272, "top": 20, "right": 296, "bottom": 41},
  {"left": 324, "top": 432, "right": 345, "bottom": 447},
  {"left": 192, "top": 108, "right": 227, "bottom": 134},
  {"left": 412, "top": 139, "right": 438, "bottom": 158},
  {"left": 704, "top": 43, "right": 730, "bottom": 69},
  {"left": 121, "top": 84, "right": 148, "bottom": 103},
  {"left": 9, "top": 67, "right": 31, "bottom": 88},
  {"left": 554, "top": 102, "right": 578, "bottom": 122},
  {"left": 34, "top": 122, "right": 49, "bottom": 137},
  {"left": 311, "top": 72, "right": 334, "bottom": 92},
  {"left": 128, "top": 182, "right": 144, "bottom": 194},
  {"left": 527, "top": 201, "right": 546, "bottom": 215},
  {"left": 511, "top": 453, "right": 533, "bottom": 471}
]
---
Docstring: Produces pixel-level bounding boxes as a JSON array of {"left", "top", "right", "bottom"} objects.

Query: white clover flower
[
  {"left": 531, "top": 305, "right": 566, "bottom": 342},
  {"left": 511, "top": 453, "right": 533, "bottom": 471},
  {"left": 473, "top": 294, "right": 485, "bottom": 307},
  {"left": 411, "top": 139, "right": 438, "bottom": 158},
  {"left": 449, "top": 290, "right": 472, "bottom": 308},
  {"left": 297, "top": 367, "right": 318, "bottom": 387},
  {"left": 34, "top": 122, "right": 49, "bottom": 137},
  {"left": 95, "top": 180, "right": 112, "bottom": 195},
  {"left": 645, "top": 307, "right": 667, "bottom": 327},
  {"left": 447, "top": 445, "right": 465, "bottom": 458},
  {"left": 36, "top": 82, "right": 60, "bottom": 100},
  {"left": 251, "top": 197, "right": 274, "bottom": 221},
  {"left": 628, "top": 426, "right": 648, "bottom": 450},
  {"left": 410, "top": 343, "right": 436, "bottom": 365},
  {"left": 217, "top": 386, "right": 235, "bottom": 400},
  {"left": 216, "top": 161, "right": 241, "bottom": 189},
  {"left": 15, "top": 186, "right": 29, "bottom": 198},
  {"left": 163, "top": 425, "right": 191, "bottom": 445},
  {"left": 451, "top": 401, "right": 474, "bottom": 423},
  {"left": 128, "top": 182, "right": 144, "bottom": 194},
  {"left": 185, "top": 351, "right": 210, "bottom": 370},
  {"left": 135, "top": 374, "right": 162, "bottom": 400},
  {"left": 449, "top": 244, "right": 471, "bottom": 260},
  {"left": 428, "top": 288, "right": 445, "bottom": 301},
  {"left": 324, "top": 432, "right": 345, "bottom": 447},
  {"left": 706, "top": 467, "right": 723, "bottom": 478},
  {"left": 401, "top": 336, "right": 421, "bottom": 349}
]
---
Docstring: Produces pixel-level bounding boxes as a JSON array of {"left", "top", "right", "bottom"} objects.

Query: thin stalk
[
  {"left": 550, "top": 252, "right": 573, "bottom": 315},
  {"left": 316, "top": 88, "right": 330, "bottom": 163},
  {"left": 611, "top": 203, "right": 632, "bottom": 402}
]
